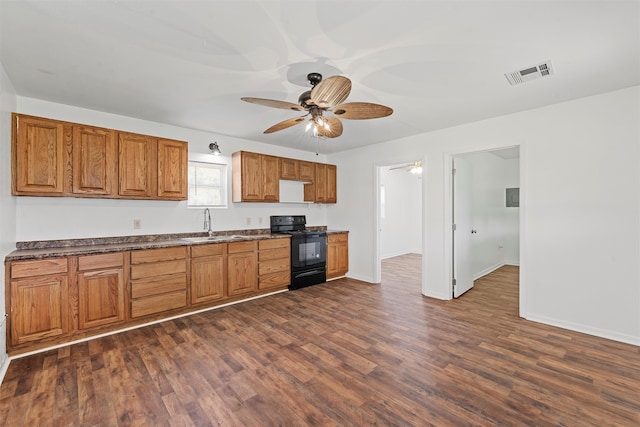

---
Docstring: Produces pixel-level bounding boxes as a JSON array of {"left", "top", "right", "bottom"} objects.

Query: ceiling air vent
[{"left": 505, "top": 60, "right": 554, "bottom": 86}]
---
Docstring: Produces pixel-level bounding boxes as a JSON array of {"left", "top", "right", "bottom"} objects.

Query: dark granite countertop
[
  {"left": 6, "top": 229, "right": 289, "bottom": 262},
  {"left": 326, "top": 229, "right": 349, "bottom": 234}
]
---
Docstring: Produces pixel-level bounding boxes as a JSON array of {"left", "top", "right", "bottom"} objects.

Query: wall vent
[{"left": 505, "top": 60, "right": 554, "bottom": 85}]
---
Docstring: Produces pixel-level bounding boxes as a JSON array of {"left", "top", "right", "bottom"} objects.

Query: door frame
[
  {"left": 373, "top": 157, "right": 426, "bottom": 285},
  {"left": 443, "top": 144, "right": 526, "bottom": 316}
]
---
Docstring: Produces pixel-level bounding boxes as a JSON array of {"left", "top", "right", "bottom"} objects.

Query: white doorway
[
  {"left": 374, "top": 160, "right": 424, "bottom": 287},
  {"left": 450, "top": 147, "right": 521, "bottom": 299}
]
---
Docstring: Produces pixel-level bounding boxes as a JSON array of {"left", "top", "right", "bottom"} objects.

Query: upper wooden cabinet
[
  {"left": 72, "top": 125, "right": 117, "bottom": 196},
  {"left": 232, "top": 151, "right": 279, "bottom": 202},
  {"left": 12, "top": 114, "right": 66, "bottom": 195},
  {"left": 157, "top": 138, "right": 188, "bottom": 200},
  {"left": 233, "top": 151, "right": 335, "bottom": 204},
  {"left": 118, "top": 132, "right": 156, "bottom": 198},
  {"left": 304, "top": 163, "right": 336, "bottom": 203},
  {"left": 11, "top": 113, "right": 188, "bottom": 201}
]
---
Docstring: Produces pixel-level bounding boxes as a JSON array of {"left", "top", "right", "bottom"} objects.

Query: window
[{"left": 188, "top": 161, "right": 227, "bottom": 208}]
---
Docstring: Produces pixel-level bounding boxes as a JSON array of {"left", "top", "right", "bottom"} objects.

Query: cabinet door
[
  {"left": 10, "top": 275, "right": 69, "bottom": 345},
  {"left": 326, "top": 164, "right": 337, "bottom": 203},
  {"left": 280, "top": 158, "right": 299, "bottom": 180},
  {"left": 157, "top": 138, "right": 188, "bottom": 200},
  {"left": 299, "top": 161, "right": 314, "bottom": 182},
  {"left": 228, "top": 252, "right": 258, "bottom": 296},
  {"left": 13, "top": 114, "right": 66, "bottom": 195},
  {"left": 72, "top": 125, "right": 116, "bottom": 196},
  {"left": 337, "top": 242, "right": 349, "bottom": 274},
  {"left": 262, "top": 154, "right": 280, "bottom": 201},
  {"left": 315, "top": 163, "right": 328, "bottom": 202},
  {"left": 240, "top": 151, "right": 263, "bottom": 201},
  {"left": 118, "top": 132, "right": 157, "bottom": 198},
  {"left": 78, "top": 268, "right": 125, "bottom": 329},
  {"left": 191, "top": 254, "right": 226, "bottom": 304},
  {"left": 326, "top": 243, "right": 339, "bottom": 278}
]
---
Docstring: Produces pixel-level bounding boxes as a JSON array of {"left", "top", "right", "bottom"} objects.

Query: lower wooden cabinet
[
  {"left": 327, "top": 232, "right": 349, "bottom": 280},
  {"left": 5, "top": 237, "right": 297, "bottom": 355},
  {"left": 190, "top": 243, "right": 227, "bottom": 304},
  {"left": 77, "top": 252, "right": 126, "bottom": 329},
  {"left": 8, "top": 258, "right": 70, "bottom": 346},
  {"left": 130, "top": 247, "right": 187, "bottom": 318},
  {"left": 227, "top": 240, "right": 258, "bottom": 296},
  {"left": 258, "top": 238, "right": 290, "bottom": 290}
]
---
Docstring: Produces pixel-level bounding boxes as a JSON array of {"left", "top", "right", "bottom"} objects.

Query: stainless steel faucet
[{"left": 204, "top": 208, "right": 213, "bottom": 237}]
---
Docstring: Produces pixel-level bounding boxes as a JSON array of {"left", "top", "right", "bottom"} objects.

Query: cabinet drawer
[
  {"left": 131, "top": 290, "right": 186, "bottom": 318},
  {"left": 131, "top": 259, "right": 186, "bottom": 280},
  {"left": 78, "top": 252, "right": 124, "bottom": 271},
  {"left": 259, "top": 247, "right": 290, "bottom": 261},
  {"left": 259, "top": 238, "right": 289, "bottom": 250},
  {"left": 259, "top": 271, "right": 290, "bottom": 290},
  {"left": 11, "top": 258, "right": 68, "bottom": 279},
  {"left": 328, "top": 233, "right": 348, "bottom": 243},
  {"left": 191, "top": 243, "right": 226, "bottom": 258},
  {"left": 259, "top": 258, "right": 290, "bottom": 275},
  {"left": 228, "top": 240, "right": 258, "bottom": 254},
  {"left": 131, "top": 273, "right": 187, "bottom": 298},
  {"left": 131, "top": 247, "right": 187, "bottom": 264}
]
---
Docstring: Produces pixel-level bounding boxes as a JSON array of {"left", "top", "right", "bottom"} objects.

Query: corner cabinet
[
  {"left": 8, "top": 258, "right": 70, "bottom": 346},
  {"left": 327, "top": 232, "right": 349, "bottom": 280},
  {"left": 232, "top": 151, "right": 279, "bottom": 202},
  {"left": 12, "top": 114, "right": 66, "bottom": 195},
  {"left": 11, "top": 113, "right": 188, "bottom": 201}
]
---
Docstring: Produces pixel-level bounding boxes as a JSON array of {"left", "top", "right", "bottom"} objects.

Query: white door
[{"left": 453, "top": 157, "right": 474, "bottom": 297}]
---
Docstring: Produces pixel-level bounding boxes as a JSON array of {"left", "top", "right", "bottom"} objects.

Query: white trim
[
  {"left": 473, "top": 262, "right": 504, "bottom": 281},
  {"left": 525, "top": 314, "right": 640, "bottom": 347},
  {"left": 0, "top": 356, "right": 9, "bottom": 386}
]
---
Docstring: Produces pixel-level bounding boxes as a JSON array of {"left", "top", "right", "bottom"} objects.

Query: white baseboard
[
  {"left": 525, "top": 313, "right": 640, "bottom": 346},
  {"left": 473, "top": 263, "right": 504, "bottom": 281}
]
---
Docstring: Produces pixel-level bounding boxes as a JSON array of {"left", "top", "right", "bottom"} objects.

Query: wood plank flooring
[{"left": 1, "top": 254, "right": 639, "bottom": 426}]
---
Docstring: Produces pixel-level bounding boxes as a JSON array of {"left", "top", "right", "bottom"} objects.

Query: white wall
[
  {"left": 0, "top": 62, "right": 18, "bottom": 373},
  {"left": 380, "top": 166, "right": 422, "bottom": 258},
  {"left": 328, "top": 86, "right": 640, "bottom": 345},
  {"left": 14, "top": 97, "right": 329, "bottom": 241}
]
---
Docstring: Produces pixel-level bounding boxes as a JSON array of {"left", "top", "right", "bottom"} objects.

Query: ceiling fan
[
  {"left": 241, "top": 72, "right": 393, "bottom": 138},
  {"left": 390, "top": 161, "right": 422, "bottom": 175}
]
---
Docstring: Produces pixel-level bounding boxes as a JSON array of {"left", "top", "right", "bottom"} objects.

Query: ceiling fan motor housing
[{"left": 307, "top": 72, "right": 322, "bottom": 86}]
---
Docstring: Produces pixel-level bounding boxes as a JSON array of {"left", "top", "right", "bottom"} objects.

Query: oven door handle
[{"left": 294, "top": 270, "right": 324, "bottom": 278}]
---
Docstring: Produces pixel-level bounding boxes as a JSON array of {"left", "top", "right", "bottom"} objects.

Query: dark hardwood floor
[{"left": 1, "top": 254, "right": 639, "bottom": 426}]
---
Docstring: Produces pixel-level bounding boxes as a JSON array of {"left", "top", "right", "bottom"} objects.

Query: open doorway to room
[
  {"left": 450, "top": 146, "right": 521, "bottom": 306},
  {"left": 376, "top": 160, "right": 423, "bottom": 292}
]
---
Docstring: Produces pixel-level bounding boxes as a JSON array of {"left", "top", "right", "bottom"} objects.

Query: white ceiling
[{"left": 1, "top": 1, "right": 638, "bottom": 154}]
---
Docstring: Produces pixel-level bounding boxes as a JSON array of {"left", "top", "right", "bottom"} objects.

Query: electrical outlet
[
  {"left": 133, "top": 219, "right": 142, "bottom": 229},
  {"left": 246, "top": 217, "right": 251, "bottom": 225}
]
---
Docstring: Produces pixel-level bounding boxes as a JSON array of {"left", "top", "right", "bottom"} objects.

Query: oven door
[{"left": 291, "top": 233, "right": 326, "bottom": 269}]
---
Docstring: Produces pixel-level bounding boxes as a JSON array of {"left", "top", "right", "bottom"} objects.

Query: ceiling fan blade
[
  {"left": 264, "top": 116, "right": 307, "bottom": 134},
  {"left": 317, "top": 117, "right": 343, "bottom": 138},
  {"left": 310, "top": 76, "right": 352, "bottom": 108},
  {"left": 389, "top": 164, "right": 412, "bottom": 170},
  {"left": 333, "top": 102, "right": 393, "bottom": 119},
  {"left": 241, "top": 97, "right": 305, "bottom": 111}
]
